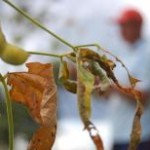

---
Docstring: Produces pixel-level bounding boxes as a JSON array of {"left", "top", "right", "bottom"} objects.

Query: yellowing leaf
[
  {"left": 59, "top": 59, "right": 69, "bottom": 81},
  {"left": 76, "top": 50, "right": 104, "bottom": 150},
  {"left": 77, "top": 59, "right": 94, "bottom": 124},
  {"left": 7, "top": 62, "right": 57, "bottom": 150},
  {"left": 59, "top": 59, "right": 77, "bottom": 93},
  {"left": 79, "top": 48, "right": 100, "bottom": 61}
]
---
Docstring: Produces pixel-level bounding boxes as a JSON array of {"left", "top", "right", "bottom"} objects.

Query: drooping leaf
[
  {"left": 77, "top": 58, "right": 94, "bottom": 124},
  {"left": 81, "top": 46, "right": 143, "bottom": 149},
  {"left": 7, "top": 62, "right": 57, "bottom": 150},
  {"left": 59, "top": 59, "right": 69, "bottom": 81},
  {"left": 59, "top": 59, "right": 77, "bottom": 93},
  {"left": 113, "top": 82, "right": 143, "bottom": 150},
  {"left": 76, "top": 50, "right": 104, "bottom": 150},
  {"left": 114, "top": 84, "right": 143, "bottom": 101},
  {"left": 27, "top": 126, "right": 56, "bottom": 150},
  {"left": 128, "top": 99, "right": 144, "bottom": 150},
  {"left": 61, "top": 80, "right": 77, "bottom": 93}
]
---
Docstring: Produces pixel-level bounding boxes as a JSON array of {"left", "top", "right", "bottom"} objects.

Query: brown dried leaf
[
  {"left": 113, "top": 83, "right": 143, "bottom": 150},
  {"left": 96, "top": 46, "right": 143, "bottom": 149},
  {"left": 128, "top": 75, "right": 141, "bottom": 88},
  {"left": 27, "top": 126, "right": 56, "bottom": 150},
  {"left": 114, "top": 84, "right": 143, "bottom": 101},
  {"left": 7, "top": 62, "right": 57, "bottom": 150}
]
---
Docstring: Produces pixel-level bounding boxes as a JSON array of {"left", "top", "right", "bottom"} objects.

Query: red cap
[{"left": 117, "top": 9, "right": 143, "bottom": 25}]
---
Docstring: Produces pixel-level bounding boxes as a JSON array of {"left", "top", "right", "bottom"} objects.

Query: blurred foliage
[{"left": 0, "top": 99, "right": 38, "bottom": 145}]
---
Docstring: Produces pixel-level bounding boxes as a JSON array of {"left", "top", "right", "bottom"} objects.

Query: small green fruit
[
  {"left": 0, "top": 26, "right": 7, "bottom": 55},
  {"left": 1, "top": 43, "right": 29, "bottom": 65}
]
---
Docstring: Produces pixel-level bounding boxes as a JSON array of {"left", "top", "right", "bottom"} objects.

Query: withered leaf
[
  {"left": 113, "top": 83, "right": 143, "bottom": 150},
  {"left": 59, "top": 59, "right": 77, "bottom": 93},
  {"left": 76, "top": 50, "right": 104, "bottom": 150},
  {"left": 68, "top": 48, "right": 118, "bottom": 85},
  {"left": 96, "top": 46, "right": 143, "bottom": 149},
  {"left": 7, "top": 62, "right": 57, "bottom": 150},
  {"left": 59, "top": 59, "right": 69, "bottom": 81},
  {"left": 128, "top": 99, "right": 144, "bottom": 150},
  {"left": 128, "top": 74, "right": 141, "bottom": 88},
  {"left": 77, "top": 57, "right": 94, "bottom": 124},
  {"left": 27, "top": 126, "right": 56, "bottom": 150}
]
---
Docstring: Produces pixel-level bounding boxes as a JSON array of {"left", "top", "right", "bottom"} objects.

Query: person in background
[{"left": 108, "top": 8, "right": 150, "bottom": 150}]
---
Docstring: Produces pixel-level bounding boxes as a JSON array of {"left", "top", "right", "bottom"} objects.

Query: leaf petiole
[{"left": 28, "top": 51, "right": 73, "bottom": 58}]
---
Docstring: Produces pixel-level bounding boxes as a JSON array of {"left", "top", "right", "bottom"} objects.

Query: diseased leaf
[
  {"left": 97, "top": 46, "right": 143, "bottom": 150},
  {"left": 128, "top": 99, "right": 144, "bottom": 150},
  {"left": 59, "top": 59, "right": 69, "bottom": 81},
  {"left": 76, "top": 50, "right": 104, "bottom": 150},
  {"left": 79, "top": 48, "right": 101, "bottom": 61},
  {"left": 7, "top": 62, "right": 57, "bottom": 150},
  {"left": 90, "top": 61, "right": 111, "bottom": 94},
  {"left": 77, "top": 47, "right": 143, "bottom": 150},
  {"left": 72, "top": 48, "right": 118, "bottom": 89},
  {"left": 77, "top": 58, "right": 94, "bottom": 124},
  {"left": 59, "top": 59, "right": 77, "bottom": 93},
  {"left": 113, "top": 82, "right": 143, "bottom": 150},
  {"left": 114, "top": 84, "right": 143, "bottom": 101},
  {"left": 61, "top": 80, "right": 77, "bottom": 93},
  {"left": 101, "top": 54, "right": 116, "bottom": 69},
  {"left": 27, "top": 126, "right": 56, "bottom": 150}
]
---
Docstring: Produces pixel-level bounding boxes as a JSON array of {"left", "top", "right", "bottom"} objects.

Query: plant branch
[
  {"left": 3, "top": 0, "right": 74, "bottom": 49},
  {"left": 75, "top": 43, "right": 100, "bottom": 49},
  {"left": 0, "top": 74, "right": 14, "bottom": 150},
  {"left": 28, "top": 51, "right": 62, "bottom": 58},
  {"left": 28, "top": 51, "right": 73, "bottom": 58}
]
